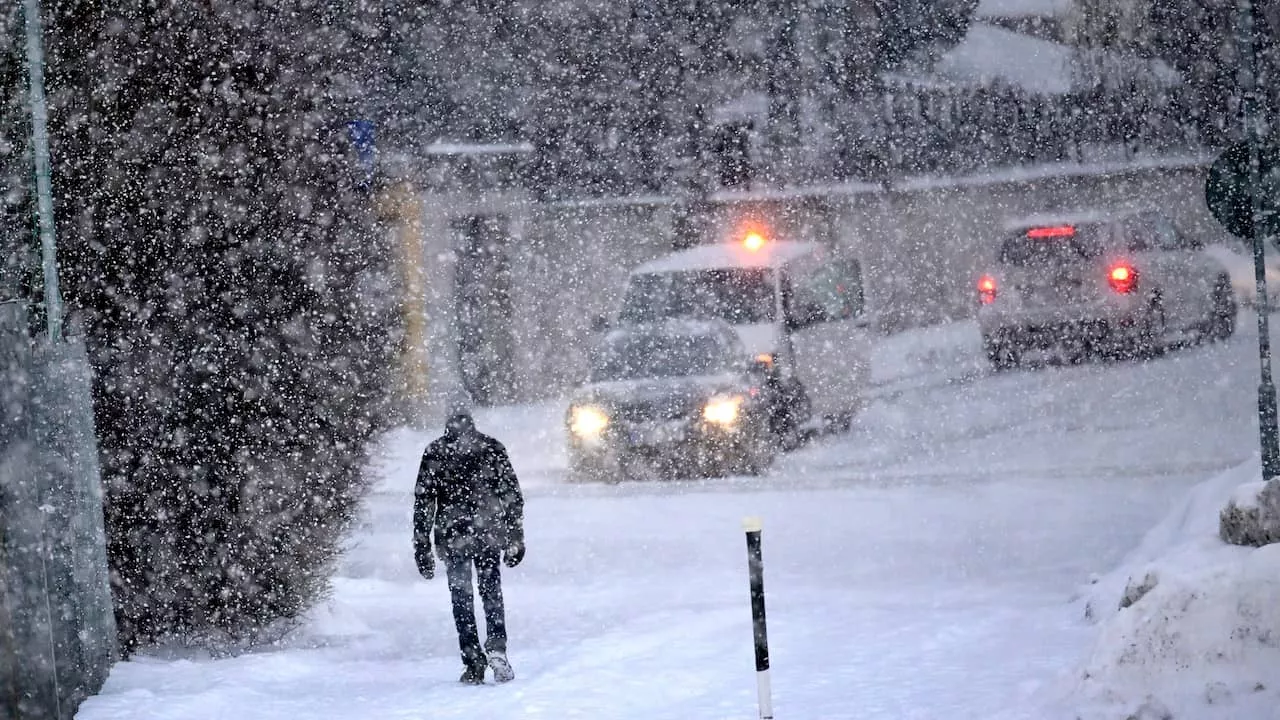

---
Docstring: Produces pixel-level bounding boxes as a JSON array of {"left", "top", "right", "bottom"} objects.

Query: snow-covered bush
[
  {"left": 1219, "top": 479, "right": 1280, "bottom": 548},
  {"left": 31, "top": 2, "right": 399, "bottom": 649}
]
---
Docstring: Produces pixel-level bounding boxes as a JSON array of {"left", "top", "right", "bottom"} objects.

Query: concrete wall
[
  {"left": 409, "top": 159, "right": 1222, "bottom": 410},
  {"left": 1, "top": 306, "right": 118, "bottom": 719}
]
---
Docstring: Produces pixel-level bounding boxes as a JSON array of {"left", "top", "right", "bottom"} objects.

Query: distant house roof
[
  {"left": 935, "top": 23, "right": 1075, "bottom": 93},
  {"left": 889, "top": 22, "right": 1180, "bottom": 95}
]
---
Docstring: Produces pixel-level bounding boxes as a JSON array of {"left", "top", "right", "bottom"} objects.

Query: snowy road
[{"left": 79, "top": 318, "right": 1266, "bottom": 720}]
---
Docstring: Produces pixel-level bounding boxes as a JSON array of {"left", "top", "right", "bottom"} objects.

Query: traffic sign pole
[
  {"left": 1237, "top": 0, "right": 1280, "bottom": 480},
  {"left": 1250, "top": 223, "right": 1280, "bottom": 481},
  {"left": 23, "top": 0, "right": 63, "bottom": 341}
]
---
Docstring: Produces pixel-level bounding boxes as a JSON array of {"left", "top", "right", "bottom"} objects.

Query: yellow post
[{"left": 376, "top": 181, "right": 431, "bottom": 423}]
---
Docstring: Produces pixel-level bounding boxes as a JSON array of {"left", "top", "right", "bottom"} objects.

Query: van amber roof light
[
  {"left": 743, "top": 231, "right": 767, "bottom": 252},
  {"left": 1026, "top": 225, "right": 1076, "bottom": 238}
]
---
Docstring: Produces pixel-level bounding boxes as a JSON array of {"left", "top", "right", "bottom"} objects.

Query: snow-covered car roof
[
  {"left": 632, "top": 240, "right": 819, "bottom": 275},
  {"left": 1001, "top": 207, "right": 1153, "bottom": 232}
]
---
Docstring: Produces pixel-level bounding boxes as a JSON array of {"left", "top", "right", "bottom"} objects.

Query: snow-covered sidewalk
[{"left": 79, "top": 435, "right": 1182, "bottom": 720}]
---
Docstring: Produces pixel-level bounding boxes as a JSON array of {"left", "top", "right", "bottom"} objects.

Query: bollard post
[{"left": 743, "top": 516, "right": 773, "bottom": 720}]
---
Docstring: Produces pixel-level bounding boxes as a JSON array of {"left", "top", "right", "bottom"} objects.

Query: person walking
[{"left": 414, "top": 407, "right": 526, "bottom": 684}]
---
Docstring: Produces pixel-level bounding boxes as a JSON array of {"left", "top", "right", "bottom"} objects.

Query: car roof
[
  {"left": 1001, "top": 208, "right": 1154, "bottom": 232},
  {"left": 631, "top": 240, "right": 820, "bottom": 274}
]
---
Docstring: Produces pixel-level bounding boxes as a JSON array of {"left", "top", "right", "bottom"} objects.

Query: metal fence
[{"left": 1, "top": 303, "right": 117, "bottom": 720}]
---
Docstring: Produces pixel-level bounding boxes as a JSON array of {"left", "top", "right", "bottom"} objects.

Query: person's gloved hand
[
  {"left": 503, "top": 540, "right": 525, "bottom": 568},
  {"left": 415, "top": 545, "right": 435, "bottom": 579}
]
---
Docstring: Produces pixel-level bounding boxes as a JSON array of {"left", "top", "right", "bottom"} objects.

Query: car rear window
[{"left": 998, "top": 224, "right": 1107, "bottom": 267}]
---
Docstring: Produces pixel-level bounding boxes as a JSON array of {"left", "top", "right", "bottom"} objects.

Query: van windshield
[
  {"left": 619, "top": 269, "right": 775, "bottom": 324},
  {"left": 591, "top": 332, "right": 734, "bottom": 382}
]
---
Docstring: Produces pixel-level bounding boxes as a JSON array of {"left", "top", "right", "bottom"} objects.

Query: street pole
[
  {"left": 743, "top": 517, "right": 773, "bottom": 720},
  {"left": 1245, "top": 5, "right": 1280, "bottom": 479},
  {"left": 23, "top": 0, "right": 63, "bottom": 342},
  {"left": 1237, "top": 0, "right": 1280, "bottom": 480}
]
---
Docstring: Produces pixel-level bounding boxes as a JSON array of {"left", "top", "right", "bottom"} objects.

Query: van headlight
[
  {"left": 703, "top": 395, "right": 744, "bottom": 427},
  {"left": 569, "top": 405, "right": 610, "bottom": 438}
]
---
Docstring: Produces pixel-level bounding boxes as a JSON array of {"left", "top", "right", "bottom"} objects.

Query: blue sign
[{"left": 346, "top": 119, "right": 376, "bottom": 187}]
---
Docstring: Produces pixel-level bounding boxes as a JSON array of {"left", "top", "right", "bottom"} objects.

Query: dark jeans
[{"left": 444, "top": 548, "right": 507, "bottom": 666}]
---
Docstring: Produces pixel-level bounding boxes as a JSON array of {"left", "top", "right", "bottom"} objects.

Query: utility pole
[{"left": 23, "top": 0, "right": 64, "bottom": 341}]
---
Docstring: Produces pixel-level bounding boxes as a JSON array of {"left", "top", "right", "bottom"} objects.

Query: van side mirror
[{"left": 748, "top": 357, "right": 780, "bottom": 382}]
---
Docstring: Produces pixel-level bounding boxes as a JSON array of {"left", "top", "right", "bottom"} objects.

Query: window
[
  {"left": 1000, "top": 226, "right": 1105, "bottom": 266},
  {"left": 1125, "top": 214, "right": 1183, "bottom": 252},
  {"left": 1150, "top": 216, "right": 1185, "bottom": 251},
  {"left": 591, "top": 332, "right": 735, "bottom": 381},
  {"left": 620, "top": 269, "right": 776, "bottom": 324},
  {"left": 789, "top": 259, "right": 864, "bottom": 324}
]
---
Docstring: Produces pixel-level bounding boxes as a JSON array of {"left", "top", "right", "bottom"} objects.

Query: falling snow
[{"left": 1, "top": 1, "right": 1279, "bottom": 719}]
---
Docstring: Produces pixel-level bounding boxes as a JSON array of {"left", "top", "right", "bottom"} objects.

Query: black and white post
[{"left": 743, "top": 516, "right": 773, "bottom": 720}]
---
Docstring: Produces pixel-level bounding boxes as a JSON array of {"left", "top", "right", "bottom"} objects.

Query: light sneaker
[{"left": 487, "top": 651, "right": 515, "bottom": 683}]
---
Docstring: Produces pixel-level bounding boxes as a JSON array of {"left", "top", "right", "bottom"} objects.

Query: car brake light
[
  {"left": 743, "top": 231, "right": 767, "bottom": 252},
  {"left": 1026, "top": 225, "right": 1076, "bottom": 238},
  {"left": 977, "top": 275, "right": 998, "bottom": 305},
  {"left": 1108, "top": 263, "right": 1138, "bottom": 294}
]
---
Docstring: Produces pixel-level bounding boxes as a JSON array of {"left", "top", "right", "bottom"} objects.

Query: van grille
[{"left": 615, "top": 398, "right": 696, "bottom": 422}]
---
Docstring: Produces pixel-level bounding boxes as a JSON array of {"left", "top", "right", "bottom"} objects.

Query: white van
[{"left": 615, "top": 232, "right": 872, "bottom": 435}]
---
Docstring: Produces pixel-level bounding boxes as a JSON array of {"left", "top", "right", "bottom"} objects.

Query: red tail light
[
  {"left": 1108, "top": 263, "right": 1138, "bottom": 294},
  {"left": 977, "top": 275, "right": 998, "bottom": 305},
  {"left": 1026, "top": 225, "right": 1076, "bottom": 238}
]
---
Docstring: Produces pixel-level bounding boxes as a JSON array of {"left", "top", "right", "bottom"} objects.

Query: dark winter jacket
[{"left": 413, "top": 422, "right": 524, "bottom": 560}]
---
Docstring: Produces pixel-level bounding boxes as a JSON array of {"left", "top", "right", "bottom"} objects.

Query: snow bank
[
  {"left": 868, "top": 319, "right": 988, "bottom": 399},
  {"left": 1202, "top": 244, "right": 1280, "bottom": 310},
  {"left": 1052, "top": 460, "right": 1280, "bottom": 719}
]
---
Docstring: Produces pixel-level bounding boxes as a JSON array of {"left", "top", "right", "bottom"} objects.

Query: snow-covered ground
[{"left": 78, "top": 316, "right": 1274, "bottom": 720}]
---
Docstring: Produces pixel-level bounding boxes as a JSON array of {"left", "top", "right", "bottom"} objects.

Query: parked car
[
  {"left": 976, "top": 209, "right": 1237, "bottom": 369},
  {"left": 614, "top": 229, "right": 872, "bottom": 437},
  {"left": 566, "top": 318, "right": 778, "bottom": 481}
]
